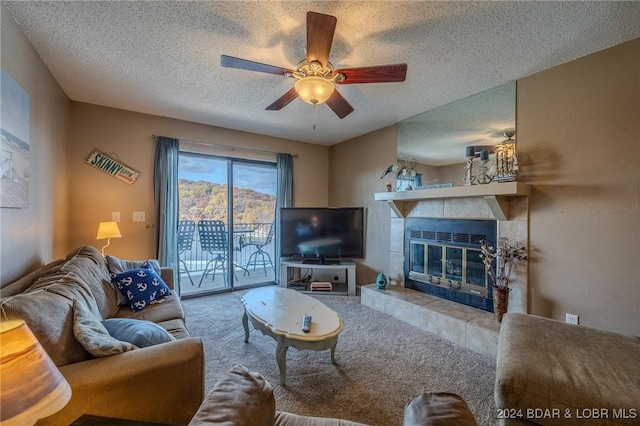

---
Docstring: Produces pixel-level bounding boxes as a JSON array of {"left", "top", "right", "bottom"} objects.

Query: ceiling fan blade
[
  {"left": 306, "top": 12, "right": 337, "bottom": 67},
  {"left": 266, "top": 87, "right": 299, "bottom": 110},
  {"left": 221, "top": 55, "right": 292, "bottom": 76},
  {"left": 335, "top": 64, "right": 408, "bottom": 84},
  {"left": 325, "top": 90, "right": 354, "bottom": 119}
]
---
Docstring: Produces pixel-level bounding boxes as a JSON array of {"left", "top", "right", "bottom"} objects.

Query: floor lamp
[{"left": 96, "top": 221, "right": 122, "bottom": 256}]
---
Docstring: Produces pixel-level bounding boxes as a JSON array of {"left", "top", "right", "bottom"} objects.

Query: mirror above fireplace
[{"left": 397, "top": 81, "right": 516, "bottom": 167}]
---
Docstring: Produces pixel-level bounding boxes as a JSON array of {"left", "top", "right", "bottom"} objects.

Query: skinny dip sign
[{"left": 86, "top": 151, "right": 140, "bottom": 185}]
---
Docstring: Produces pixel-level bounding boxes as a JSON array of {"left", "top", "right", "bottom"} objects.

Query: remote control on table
[{"left": 302, "top": 315, "right": 312, "bottom": 332}]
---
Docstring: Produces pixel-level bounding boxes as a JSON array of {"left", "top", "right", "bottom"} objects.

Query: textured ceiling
[{"left": 4, "top": 1, "right": 640, "bottom": 147}]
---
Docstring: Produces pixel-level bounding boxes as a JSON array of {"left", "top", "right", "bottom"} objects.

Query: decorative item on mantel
[
  {"left": 376, "top": 270, "right": 388, "bottom": 290},
  {"left": 493, "top": 131, "right": 519, "bottom": 183},
  {"left": 476, "top": 149, "right": 492, "bottom": 184},
  {"left": 380, "top": 159, "right": 419, "bottom": 191},
  {"left": 380, "top": 160, "right": 417, "bottom": 180},
  {"left": 464, "top": 146, "right": 476, "bottom": 186},
  {"left": 380, "top": 164, "right": 399, "bottom": 179},
  {"left": 480, "top": 238, "right": 528, "bottom": 322}
]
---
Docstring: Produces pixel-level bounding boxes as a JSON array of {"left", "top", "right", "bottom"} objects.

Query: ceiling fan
[{"left": 220, "top": 11, "right": 408, "bottom": 119}]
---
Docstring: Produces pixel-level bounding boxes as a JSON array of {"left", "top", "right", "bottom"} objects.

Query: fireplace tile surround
[{"left": 362, "top": 190, "right": 529, "bottom": 358}]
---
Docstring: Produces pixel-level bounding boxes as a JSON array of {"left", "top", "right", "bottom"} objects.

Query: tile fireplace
[
  {"left": 364, "top": 185, "right": 529, "bottom": 356},
  {"left": 405, "top": 218, "right": 497, "bottom": 312}
]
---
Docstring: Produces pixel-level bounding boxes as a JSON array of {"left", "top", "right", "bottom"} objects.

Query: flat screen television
[{"left": 279, "top": 207, "right": 365, "bottom": 263}]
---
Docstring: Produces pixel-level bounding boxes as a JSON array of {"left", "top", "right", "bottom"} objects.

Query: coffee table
[{"left": 241, "top": 286, "right": 343, "bottom": 385}]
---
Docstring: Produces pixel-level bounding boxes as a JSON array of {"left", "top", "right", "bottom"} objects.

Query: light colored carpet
[{"left": 182, "top": 289, "right": 498, "bottom": 426}]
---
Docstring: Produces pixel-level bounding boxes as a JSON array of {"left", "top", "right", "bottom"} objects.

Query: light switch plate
[
  {"left": 112, "top": 212, "right": 120, "bottom": 222},
  {"left": 133, "top": 211, "right": 145, "bottom": 222}
]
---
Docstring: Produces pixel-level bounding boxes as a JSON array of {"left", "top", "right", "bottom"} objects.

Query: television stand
[{"left": 280, "top": 260, "right": 356, "bottom": 296}]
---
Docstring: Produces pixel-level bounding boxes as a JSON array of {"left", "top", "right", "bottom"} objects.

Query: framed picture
[{"left": 1, "top": 68, "right": 30, "bottom": 208}]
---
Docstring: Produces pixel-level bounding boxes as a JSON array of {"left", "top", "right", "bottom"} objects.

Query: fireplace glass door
[
  {"left": 408, "top": 241, "right": 489, "bottom": 298},
  {"left": 445, "top": 247, "right": 463, "bottom": 281},
  {"left": 410, "top": 242, "right": 425, "bottom": 274},
  {"left": 465, "top": 249, "right": 486, "bottom": 288}
]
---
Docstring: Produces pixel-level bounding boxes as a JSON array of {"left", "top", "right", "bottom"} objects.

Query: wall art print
[{"left": 1, "top": 68, "right": 30, "bottom": 208}]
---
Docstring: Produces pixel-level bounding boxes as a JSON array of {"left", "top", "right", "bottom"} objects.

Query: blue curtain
[
  {"left": 276, "top": 153, "right": 294, "bottom": 208},
  {"left": 154, "top": 136, "right": 179, "bottom": 292},
  {"left": 275, "top": 153, "right": 294, "bottom": 283}
]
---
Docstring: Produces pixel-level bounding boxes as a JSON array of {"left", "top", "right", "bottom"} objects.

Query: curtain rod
[{"left": 152, "top": 134, "right": 299, "bottom": 158}]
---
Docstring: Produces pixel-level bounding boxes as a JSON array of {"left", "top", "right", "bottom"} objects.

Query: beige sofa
[
  {"left": 495, "top": 313, "right": 640, "bottom": 426},
  {"left": 189, "top": 364, "right": 478, "bottom": 426},
  {"left": 0, "top": 245, "right": 204, "bottom": 425}
]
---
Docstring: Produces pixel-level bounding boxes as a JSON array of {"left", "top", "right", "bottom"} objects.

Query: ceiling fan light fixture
[
  {"left": 295, "top": 76, "right": 334, "bottom": 105},
  {"left": 221, "top": 12, "right": 406, "bottom": 118}
]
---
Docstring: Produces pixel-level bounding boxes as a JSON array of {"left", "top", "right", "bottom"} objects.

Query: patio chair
[
  {"left": 177, "top": 220, "right": 196, "bottom": 286},
  {"left": 244, "top": 222, "right": 275, "bottom": 276},
  {"left": 198, "top": 220, "right": 233, "bottom": 287}
]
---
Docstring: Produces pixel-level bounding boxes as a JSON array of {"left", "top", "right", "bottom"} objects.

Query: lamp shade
[
  {"left": 0, "top": 320, "right": 72, "bottom": 426},
  {"left": 96, "top": 221, "right": 122, "bottom": 240},
  {"left": 294, "top": 76, "right": 334, "bottom": 105}
]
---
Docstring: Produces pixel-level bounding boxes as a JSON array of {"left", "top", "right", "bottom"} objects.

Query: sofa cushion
[
  {"left": 402, "top": 392, "right": 477, "bottom": 426},
  {"left": 106, "top": 256, "right": 162, "bottom": 275},
  {"left": 106, "top": 256, "right": 163, "bottom": 305},
  {"left": 274, "top": 412, "right": 370, "bottom": 426},
  {"left": 496, "top": 313, "right": 640, "bottom": 426},
  {"left": 61, "top": 245, "right": 119, "bottom": 318},
  {"left": 73, "top": 300, "right": 137, "bottom": 357},
  {"left": 156, "top": 318, "right": 191, "bottom": 340},
  {"left": 102, "top": 318, "right": 176, "bottom": 348},
  {"left": 111, "top": 266, "right": 172, "bottom": 312},
  {"left": 114, "top": 292, "right": 184, "bottom": 324},
  {"left": 188, "top": 364, "right": 275, "bottom": 426}
]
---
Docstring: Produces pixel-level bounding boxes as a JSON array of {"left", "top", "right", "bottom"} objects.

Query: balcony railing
[{"left": 178, "top": 221, "right": 275, "bottom": 289}]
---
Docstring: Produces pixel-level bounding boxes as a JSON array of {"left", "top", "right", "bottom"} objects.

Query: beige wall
[
  {"left": 333, "top": 38, "right": 639, "bottom": 335},
  {"left": 0, "top": 5, "right": 71, "bottom": 284},
  {"left": 328, "top": 125, "right": 396, "bottom": 285},
  {"left": 517, "top": 37, "right": 640, "bottom": 335},
  {"left": 68, "top": 102, "right": 329, "bottom": 261}
]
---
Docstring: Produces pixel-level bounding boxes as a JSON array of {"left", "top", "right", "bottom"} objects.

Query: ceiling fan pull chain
[{"left": 313, "top": 108, "right": 320, "bottom": 143}]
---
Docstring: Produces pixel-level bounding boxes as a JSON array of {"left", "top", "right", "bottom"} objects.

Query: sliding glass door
[
  {"left": 232, "top": 162, "right": 277, "bottom": 288},
  {"left": 177, "top": 152, "right": 276, "bottom": 297}
]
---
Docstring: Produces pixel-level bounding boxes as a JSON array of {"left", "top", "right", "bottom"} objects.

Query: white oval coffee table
[{"left": 241, "top": 286, "right": 343, "bottom": 385}]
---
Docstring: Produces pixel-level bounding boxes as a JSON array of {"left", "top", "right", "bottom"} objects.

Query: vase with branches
[{"left": 480, "top": 238, "right": 528, "bottom": 321}]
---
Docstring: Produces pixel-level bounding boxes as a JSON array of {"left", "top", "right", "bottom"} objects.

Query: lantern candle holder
[
  {"left": 477, "top": 149, "right": 492, "bottom": 184},
  {"left": 493, "top": 131, "right": 518, "bottom": 183},
  {"left": 464, "top": 146, "right": 476, "bottom": 186}
]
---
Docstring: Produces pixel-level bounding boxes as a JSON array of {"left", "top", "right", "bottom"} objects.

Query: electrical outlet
[
  {"left": 566, "top": 313, "right": 579, "bottom": 325},
  {"left": 112, "top": 212, "right": 120, "bottom": 222},
  {"left": 133, "top": 211, "right": 146, "bottom": 222}
]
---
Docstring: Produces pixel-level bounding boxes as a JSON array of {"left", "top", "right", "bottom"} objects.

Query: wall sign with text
[{"left": 86, "top": 150, "right": 140, "bottom": 185}]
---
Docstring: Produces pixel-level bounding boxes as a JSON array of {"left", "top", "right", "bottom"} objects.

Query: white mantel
[{"left": 375, "top": 181, "right": 530, "bottom": 220}]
